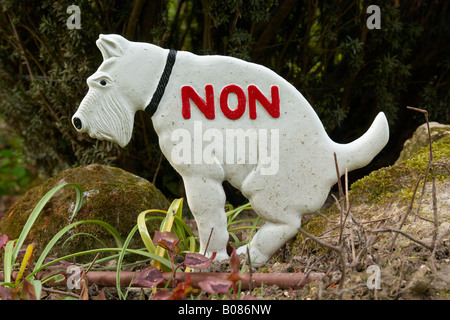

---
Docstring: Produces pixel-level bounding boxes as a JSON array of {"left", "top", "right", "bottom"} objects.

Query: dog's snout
[{"left": 73, "top": 117, "right": 83, "bottom": 130}]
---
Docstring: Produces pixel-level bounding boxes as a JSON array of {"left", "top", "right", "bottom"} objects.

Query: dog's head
[{"left": 72, "top": 34, "right": 163, "bottom": 147}]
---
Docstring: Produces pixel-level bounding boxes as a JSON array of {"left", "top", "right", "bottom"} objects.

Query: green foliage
[
  {"left": 0, "top": 121, "right": 35, "bottom": 195},
  {"left": 0, "top": 145, "right": 30, "bottom": 195},
  {"left": 0, "top": 182, "right": 257, "bottom": 299},
  {"left": 0, "top": 182, "right": 84, "bottom": 299},
  {"left": 0, "top": 0, "right": 449, "bottom": 197},
  {"left": 0, "top": 182, "right": 167, "bottom": 300}
]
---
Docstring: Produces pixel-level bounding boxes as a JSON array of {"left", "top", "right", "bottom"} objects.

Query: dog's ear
[{"left": 96, "top": 34, "right": 129, "bottom": 60}]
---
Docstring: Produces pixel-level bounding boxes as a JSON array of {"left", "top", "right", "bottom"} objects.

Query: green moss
[
  {"left": 350, "top": 164, "right": 419, "bottom": 204},
  {"left": 351, "top": 135, "right": 450, "bottom": 204},
  {"left": 403, "top": 135, "right": 450, "bottom": 171}
]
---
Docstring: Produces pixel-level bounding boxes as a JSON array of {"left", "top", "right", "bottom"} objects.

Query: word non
[
  {"left": 171, "top": 121, "right": 279, "bottom": 175},
  {"left": 182, "top": 84, "right": 280, "bottom": 120}
]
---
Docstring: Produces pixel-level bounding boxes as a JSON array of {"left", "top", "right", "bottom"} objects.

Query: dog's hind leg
[
  {"left": 236, "top": 216, "right": 301, "bottom": 267},
  {"left": 236, "top": 188, "right": 302, "bottom": 266}
]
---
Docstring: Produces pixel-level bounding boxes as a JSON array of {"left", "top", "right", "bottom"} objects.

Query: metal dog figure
[{"left": 73, "top": 34, "right": 389, "bottom": 266}]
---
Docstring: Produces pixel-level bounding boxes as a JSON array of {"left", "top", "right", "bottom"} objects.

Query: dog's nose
[{"left": 73, "top": 117, "right": 82, "bottom": 130}]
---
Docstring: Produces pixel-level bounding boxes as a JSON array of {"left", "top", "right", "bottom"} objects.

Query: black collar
[{"left": 145, "top": 49, "right": 177, "bottom": 117}]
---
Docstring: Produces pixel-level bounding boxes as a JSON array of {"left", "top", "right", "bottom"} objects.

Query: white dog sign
[{"left": 73, "top": 34, "right": 389, "bottom": 266}]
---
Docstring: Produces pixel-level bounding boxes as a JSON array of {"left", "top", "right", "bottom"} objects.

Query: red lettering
[
  {"left": 181, "top": 85, "right": 215, "bottom": 119},
  {"left": 181, "top": 84, "right": 280, "bottom": 120},
  {"left": 220, "top": 84, "right": 246, "bottom": 120},
  {"left": 248, "top": 85, "right": 280, "bottom": 119}
]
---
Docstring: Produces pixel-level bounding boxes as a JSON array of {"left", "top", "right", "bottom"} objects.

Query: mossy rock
[
  {"left": 291, "top": 124, "right": 450, "bottom": 256},
  {"left": 351, "top": 134, "right": 450, "bottom": 204},
  {"left": 0, "top": 164, "right": 170, "bottom": 261},
  {"left": 395, "top": 122, "right": 450, "bottom": 164}
]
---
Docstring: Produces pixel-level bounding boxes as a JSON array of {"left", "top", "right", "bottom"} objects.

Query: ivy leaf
[
  {"left": 170, "top": 275, "right": 193, "bottom": 300},
  {"left": 152, "top": 231, "right": 180, "bottom": 252},
  {"left": 132, "top": 266, "right": 164, "bottom": 288},
  {"left": 229, "top": 248, "right": 240, "bottom": 274},
  {"left": 198, "top": 277, "right": 233, "bottom": 295},
  {"left": 183, "top": 252, "right": 216, "bottom": 270},
  {"left": 150, "top": 275, "right": 193, "bottom": 300},
  {"left": 227, "top": 248, "right": 250, "bottom": 293},
  {"left": 0, "top": 233, "right": 9, "bottom": 251}
]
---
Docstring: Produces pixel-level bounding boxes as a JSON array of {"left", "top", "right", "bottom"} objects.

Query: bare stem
[{"left": 369, "top": 228, "right": 433, "bottom": 251}]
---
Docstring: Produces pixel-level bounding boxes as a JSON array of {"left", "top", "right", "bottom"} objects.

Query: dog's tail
[{"left": 332, "top": 112, "right": 389, "bottom": 174}]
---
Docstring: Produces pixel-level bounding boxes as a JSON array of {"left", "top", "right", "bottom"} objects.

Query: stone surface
[
  {"left": 0, "top": 164, "right": 169, "bottom": 261},
  {"left": 395, "top": 122, "right": 450, "bottom": 164}
]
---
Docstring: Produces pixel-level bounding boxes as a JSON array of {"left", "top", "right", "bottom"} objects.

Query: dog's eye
[{"left": 100, "top": 80, "right": 107, "bottom": 86}]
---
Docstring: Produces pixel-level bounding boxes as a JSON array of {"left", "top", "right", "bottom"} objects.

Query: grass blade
[
  {"left": 2, "top": 240, "right": 15, "bottom": 284},
  {"left": 11, "top": 183, "right": 83, "bottom": 264},
  {"left": 28, "top": 247, "right": 172, "bottom": 280},
  {"left": 160, "top": 198, "right": 183, "bottom": 232},
  {"left": 33, "top": 219, "right": 123, "bottom": 273},
  {"left": 15, "top": 244, "right": 34, "bottom": 285},
  {"left": 116, "top": 215, "right": 166, "bottom": 299},
  {"left": 137, "top": 210, "right": 160, "bottom": 255}
]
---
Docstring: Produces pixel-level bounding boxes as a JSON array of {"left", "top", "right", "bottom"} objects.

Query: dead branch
[
  {"left": 368, "top": 228, "right": 433, "bottom": 251},
  {"left": 389, "top": 174, "right": 422, "bottom": 251},
  {"left": 1, "top": 270, "right": 324, "bottom": 290},
  {"left": 298, "top": 227, "right": 347, "bottom": 297},
  {"left": 405, "top": 106, "right": 444, "bottom": 271},
  {"left": 350, "top": 199, "right": 393, "bottom": 267}
]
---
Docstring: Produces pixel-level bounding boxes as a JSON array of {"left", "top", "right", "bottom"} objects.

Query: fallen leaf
[
  {"left": 92, "top": 289, "right": 106, "bottom": 300},
  {"left": 20, "top": 279, "right": 37, "bottom": 300},
  {"left": 150, "top": 289, "right": 172, "bottom": 300},
  {"left": 80, "top": 272, "right": 89, "bottom": 300},
  {"left": 0, "top": 286, "right": 16, "bottom": 300}
]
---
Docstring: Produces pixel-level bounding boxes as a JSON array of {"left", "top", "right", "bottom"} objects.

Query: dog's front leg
[{"left": 182, "top": 175, "right": 229, "bottom": 261}]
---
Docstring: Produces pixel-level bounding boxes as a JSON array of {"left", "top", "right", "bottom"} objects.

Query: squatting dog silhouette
[{"left": 73, "top": 34, "right": 389, "bottom": 266}]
